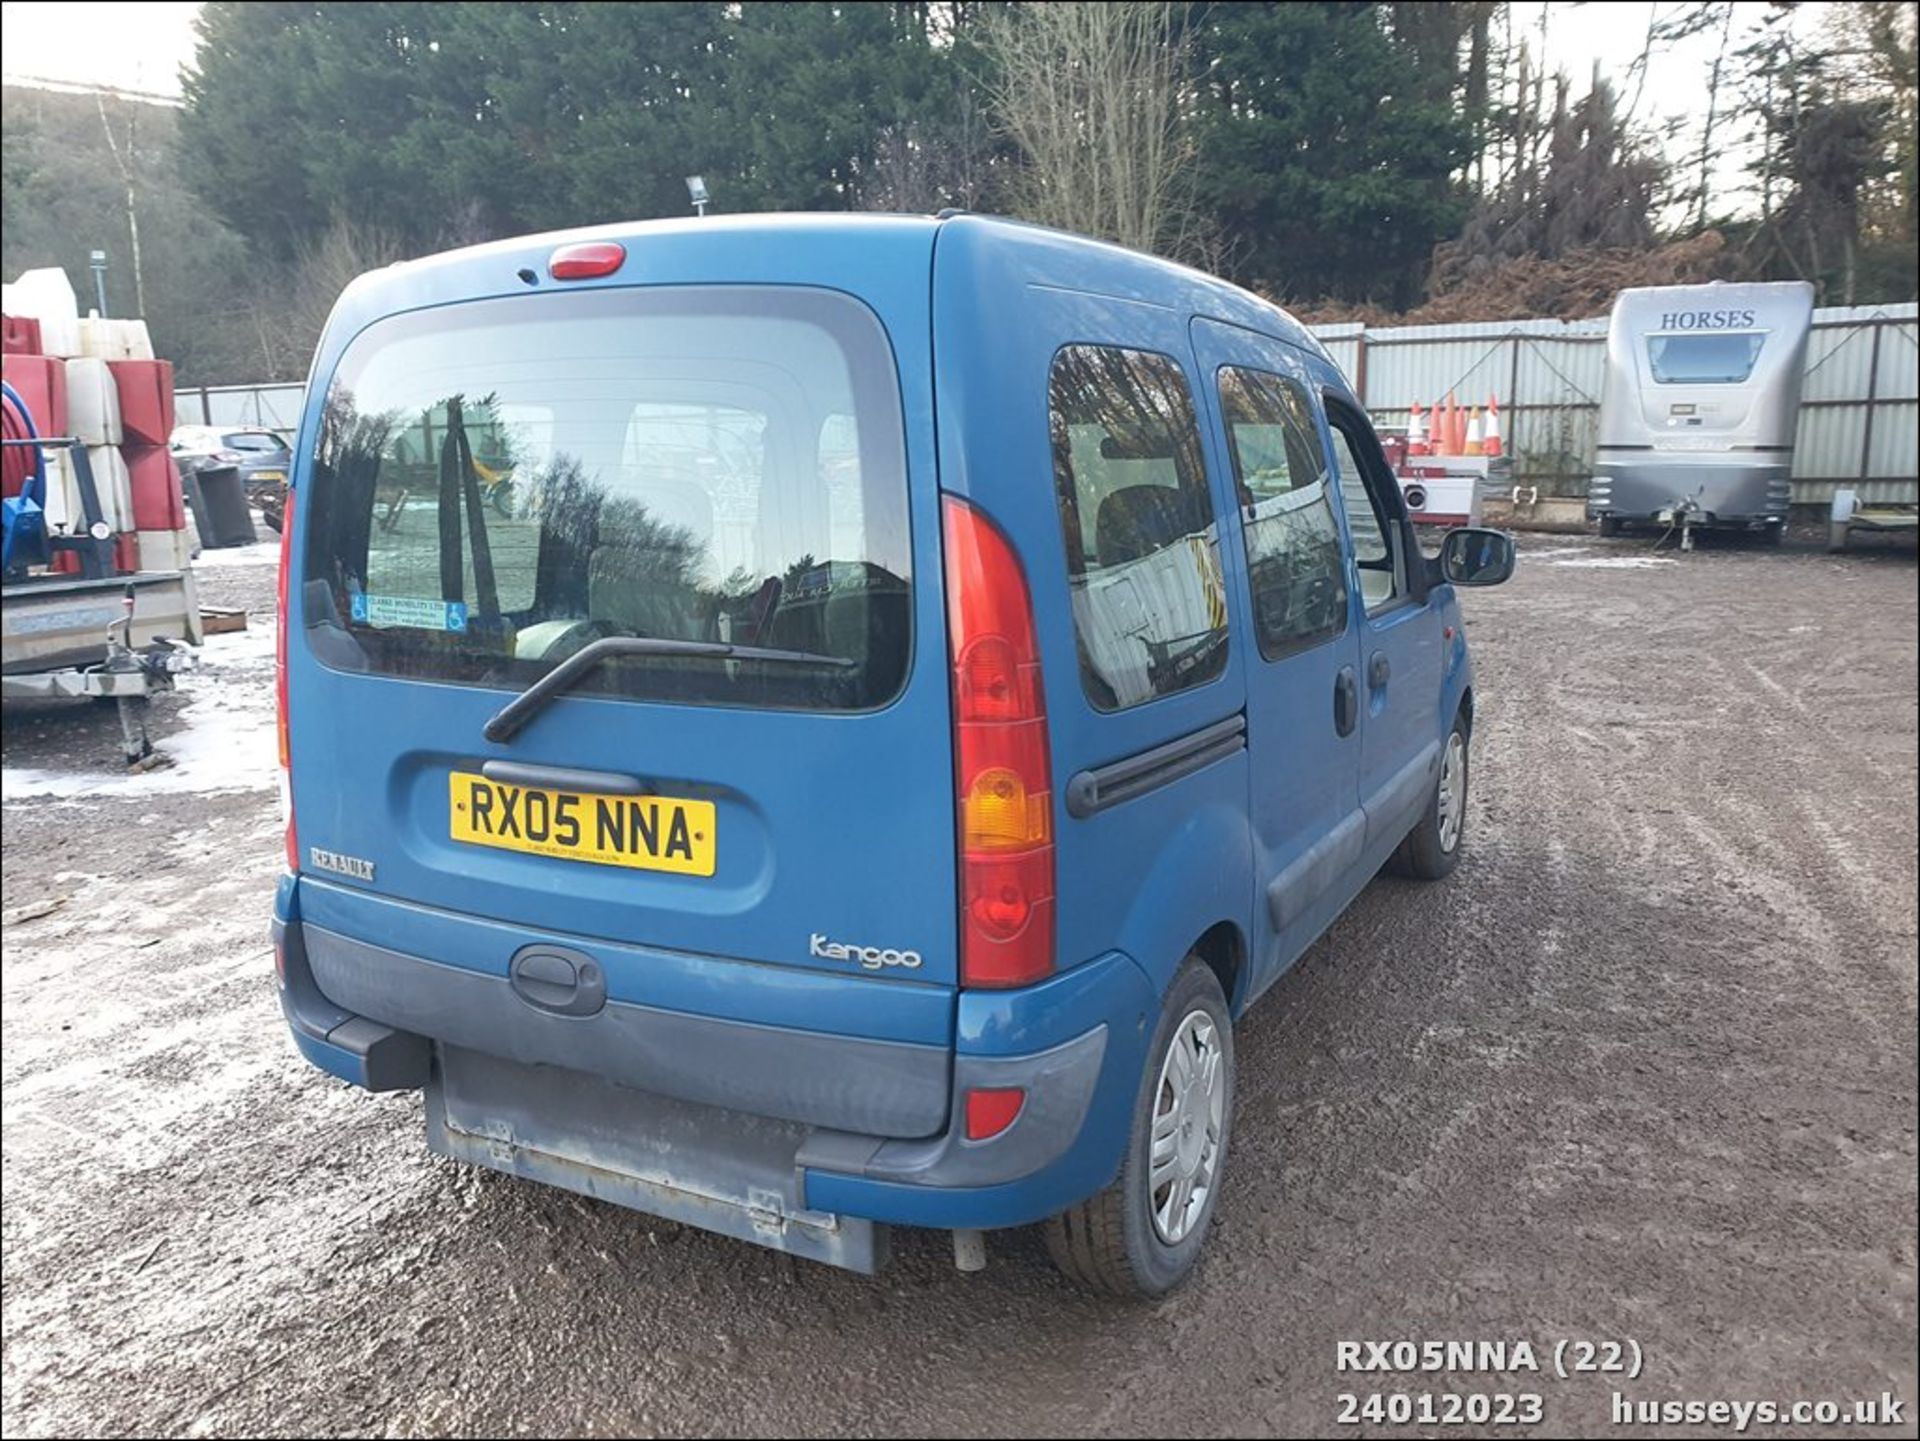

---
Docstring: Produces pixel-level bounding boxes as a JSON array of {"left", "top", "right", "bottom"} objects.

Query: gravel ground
[{"left": 2, "top": 530, "right": 1915, "bottom": 1438}]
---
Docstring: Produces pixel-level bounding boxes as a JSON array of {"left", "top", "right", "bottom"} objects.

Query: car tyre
[
  {"left": 1596, "top": 515, "right": 1621, "bottom": 538},
  {"left": 1045, "top": 958, "right": 1233, "bottom": 1298},
  {"left": 1389, "top": 715, "right": 1469, "bottom": 881}
]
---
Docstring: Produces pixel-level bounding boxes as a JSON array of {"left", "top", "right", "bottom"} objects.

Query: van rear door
[{"left": 286, "top": 238, "right": 958, "bottom": 1069}]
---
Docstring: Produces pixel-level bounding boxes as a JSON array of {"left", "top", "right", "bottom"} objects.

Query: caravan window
[{"left": 1647, "top": 331, "right": 1765, "bottom": 385}]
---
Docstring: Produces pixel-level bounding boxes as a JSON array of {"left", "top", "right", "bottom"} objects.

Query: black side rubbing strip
[{"left": 1065, "top": 713, "right": 1247, "bottom": 819}]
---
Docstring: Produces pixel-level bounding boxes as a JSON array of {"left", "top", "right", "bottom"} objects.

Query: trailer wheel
[
  {"left": 1597, "top": 515, "right": 1621, "bottom": 538},
  {"left": 1760, "top": 522, "right": 1784, "bottom": 548}
]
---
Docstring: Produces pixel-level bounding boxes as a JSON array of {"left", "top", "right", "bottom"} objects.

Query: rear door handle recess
[
  {"left": 1334, "top": 667, "right": 1358, "bottom": 737},
  {"left": 510, "top": 945, "right": 606, "bottom": 1017},
  {"left": 1368, "top": 651, "right": 1391, "bottom": 688}
]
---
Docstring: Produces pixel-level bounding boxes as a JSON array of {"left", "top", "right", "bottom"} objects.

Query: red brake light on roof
[
  {"left": 943, "top": 495, "right": 1054, "bottom": 989},
  {"left": 548, "top": 242, "right": 626, "bottom": 281}
]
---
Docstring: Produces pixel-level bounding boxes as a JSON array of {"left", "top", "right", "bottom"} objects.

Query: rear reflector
[
  {"left": 943, "top": 495, "right": 1054, "bottom": 988},
  {"left": 548, "top": 242, "right": 626, "bottom": 281},
  {"left": 965, "top": 1087, "right": 1025, "bottom": 1141}
]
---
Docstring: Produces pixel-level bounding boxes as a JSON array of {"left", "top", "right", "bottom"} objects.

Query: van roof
[{"left": 330, "top": 211, "right": 1331, "bottom": 370}]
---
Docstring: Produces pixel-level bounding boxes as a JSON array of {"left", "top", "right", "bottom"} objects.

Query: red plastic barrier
[
  {"left": 114, "top": 532, "right": 139, "bottom": 574},
  {"left": 3, "top": 385, "right": 34, "bottom": 499},
  {"left": 3, "top": 314, "right": 43, "bottom": 356},
  {"left": 125, "top": 443, "right": 187, "bottom": 531},
  {"left": 1, "top": 353, "right": 68, "bottom": 437},
  {"left": 108, "top": 358, "right": 175, "bottom": 447}
]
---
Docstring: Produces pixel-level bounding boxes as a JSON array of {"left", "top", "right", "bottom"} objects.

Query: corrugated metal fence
[
  {"left": 1310, "top": 302, "right": 1919, "bottom": 505},
  {"left": 184, "top": 301, "right": 1917, "bottom": 507},
  {"left": 176, "top": 381, "right": 307, "bottom": 433}
]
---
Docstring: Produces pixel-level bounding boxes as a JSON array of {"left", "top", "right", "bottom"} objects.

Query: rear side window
[
  {"left": 302, "top": 286, "right": 912, "bottom": 712},
  {"left": 1049, "top": 345, "right": 1228, "bottom": 711},
  {"left": 1647, "top": 331, "right": 1765, "bottom": 384},
  {"left": 1216, "top": 367, "right": 1347, "bottom": 659}
]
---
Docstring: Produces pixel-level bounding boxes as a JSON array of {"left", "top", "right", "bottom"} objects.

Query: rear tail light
[
  {"left": 276, "top": 499, "right": 297, "bottom": 872},
  {"left": 943, "top": 495, "right": 1054, "bottom": 988}
]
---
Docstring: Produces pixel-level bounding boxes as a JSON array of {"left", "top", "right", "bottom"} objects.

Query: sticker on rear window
[{"left": 351, "top": 593, "right": 468, "bottom": 632}]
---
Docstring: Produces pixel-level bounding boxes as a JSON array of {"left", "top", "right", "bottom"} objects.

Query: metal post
[
  {"left": 1856, "top": 319, "right": 1884, "bottom": 489},
  {"left": 89, "top": 250, "right": 109, "bottom": 316},
  {"left": 1507, "top": 332, "right": 1524, "bottom": 488}
]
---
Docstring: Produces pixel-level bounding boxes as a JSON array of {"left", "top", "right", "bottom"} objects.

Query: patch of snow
[
  {"left": 189, "top": 540, "right": 281, "bottom": 569},
  {"left": 1541, "top": 555, "right": 1679, "bottom": 569}
]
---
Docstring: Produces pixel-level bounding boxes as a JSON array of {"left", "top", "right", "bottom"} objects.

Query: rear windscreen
[
  {"left": 1646, "top": 331, "right": 1765, "bottom": 385},
  {"left": 302, "top": 285, "right": 912, "bottom": 711}
]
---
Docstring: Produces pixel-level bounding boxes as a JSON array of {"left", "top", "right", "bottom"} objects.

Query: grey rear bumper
[
  {"left": 301, "top": 922, "right": 950, "bottom": 1138},
  {"left": 276, "top": 917, "right": 1112, "bottom": 1270},
  {"left": 1589, "top": 457, "right": 1792, "bottom": 525}
]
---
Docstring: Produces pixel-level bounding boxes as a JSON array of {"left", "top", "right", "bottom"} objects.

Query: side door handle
[
  {"left": 1334, "top": 666, "right": 1358, "bottom": 737},
  {"left": 1368, "top": 651, "right": 1391, "bottom": 689}
]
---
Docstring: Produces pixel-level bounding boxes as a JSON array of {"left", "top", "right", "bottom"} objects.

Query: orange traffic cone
[
  {"left": 1464, "top": 405, "right": 1485, "bottom": 456},
  {"left": 1441, "top": 392, "right": 1457, "bottom": 455},
  {"left": 1408, "top": 402, "right": 1430, "bottom": 456},
  {"left": 1484, "top": 394, "right": 1503, "bottom": 457}
]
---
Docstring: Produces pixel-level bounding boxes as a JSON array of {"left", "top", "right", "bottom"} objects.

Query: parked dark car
[{"left": 170, "top": 425, "right": 292, "bottom": 529}]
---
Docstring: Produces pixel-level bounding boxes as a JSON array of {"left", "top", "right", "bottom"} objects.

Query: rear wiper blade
[{"left": 483, "top": 635, "right": 856, "bottom": 744}]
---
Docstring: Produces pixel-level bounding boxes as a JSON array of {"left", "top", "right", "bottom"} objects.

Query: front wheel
[
  {"left": 1045, "top": 959, "right": 1234, "bottom": 1297},
  {"left": 1390, "top": 717, "right": 1469, "bottom": 880}
]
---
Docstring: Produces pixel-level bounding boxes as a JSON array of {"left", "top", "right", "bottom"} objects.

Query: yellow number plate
[{"left": 449, "top": 772, "right": 716, "bottom": 877}]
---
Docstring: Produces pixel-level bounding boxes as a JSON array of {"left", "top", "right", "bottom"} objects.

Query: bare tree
[
  {"left": 267, "top": 218, "right": 411, "bottom": 378},
  {"left": 856, "top": 85, "right": 1002, "bottom": 214},
  {"left": 980, "top": 2, "right": 1206, "bottom": 261},
  {"left": 94, "top": 94, "right": 146, "bottom": 318}
]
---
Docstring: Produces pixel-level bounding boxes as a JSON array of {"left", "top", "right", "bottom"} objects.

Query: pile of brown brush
[{"left": 1292, "top": 230, "right": 1731, "bottom": 327}]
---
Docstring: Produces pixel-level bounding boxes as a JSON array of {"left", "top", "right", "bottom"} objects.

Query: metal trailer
[
  {"left": 1827, "top": 488, "right": 1919, "bottom": 552},
  {"left": 2, "top": 437, "right": 196, "bottom": 767},
  {"left": 1588, "top": 280, "right": 1815, "bottom": 547}
]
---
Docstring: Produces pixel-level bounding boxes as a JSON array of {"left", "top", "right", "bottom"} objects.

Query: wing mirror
[{"left": 1438, "top": 527, "right": 1516, "bottom": 587}]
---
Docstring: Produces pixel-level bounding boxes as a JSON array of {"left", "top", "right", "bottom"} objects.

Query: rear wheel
[
  {"left": 1759, "top": 522, "right": 1784, "bottom": 548},
  {"left": 1596, "top": 515, "right": 1621, "bottom": 538},
  {"left": 1390, "top": 716, "right": 1468, "bottom": 880},
  {"left": 1046, "top": 958, "right": 1233, "bottom": 1298}
]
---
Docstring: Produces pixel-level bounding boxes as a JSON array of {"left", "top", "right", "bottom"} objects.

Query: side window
[
  {"left": 1329, "top": 412, "right": 1403, "bottom": 612},
  {"left": 1216, "top": 367, "right": 1347, "bottom": 659},
  {"left": 1049, "top": 345, "right": 1229, "bottom": 711}
]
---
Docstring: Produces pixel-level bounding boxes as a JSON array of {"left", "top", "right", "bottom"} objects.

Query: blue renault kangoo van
[{"left": 272, "top": 213, "right": 1514, "bottom": 1295}]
